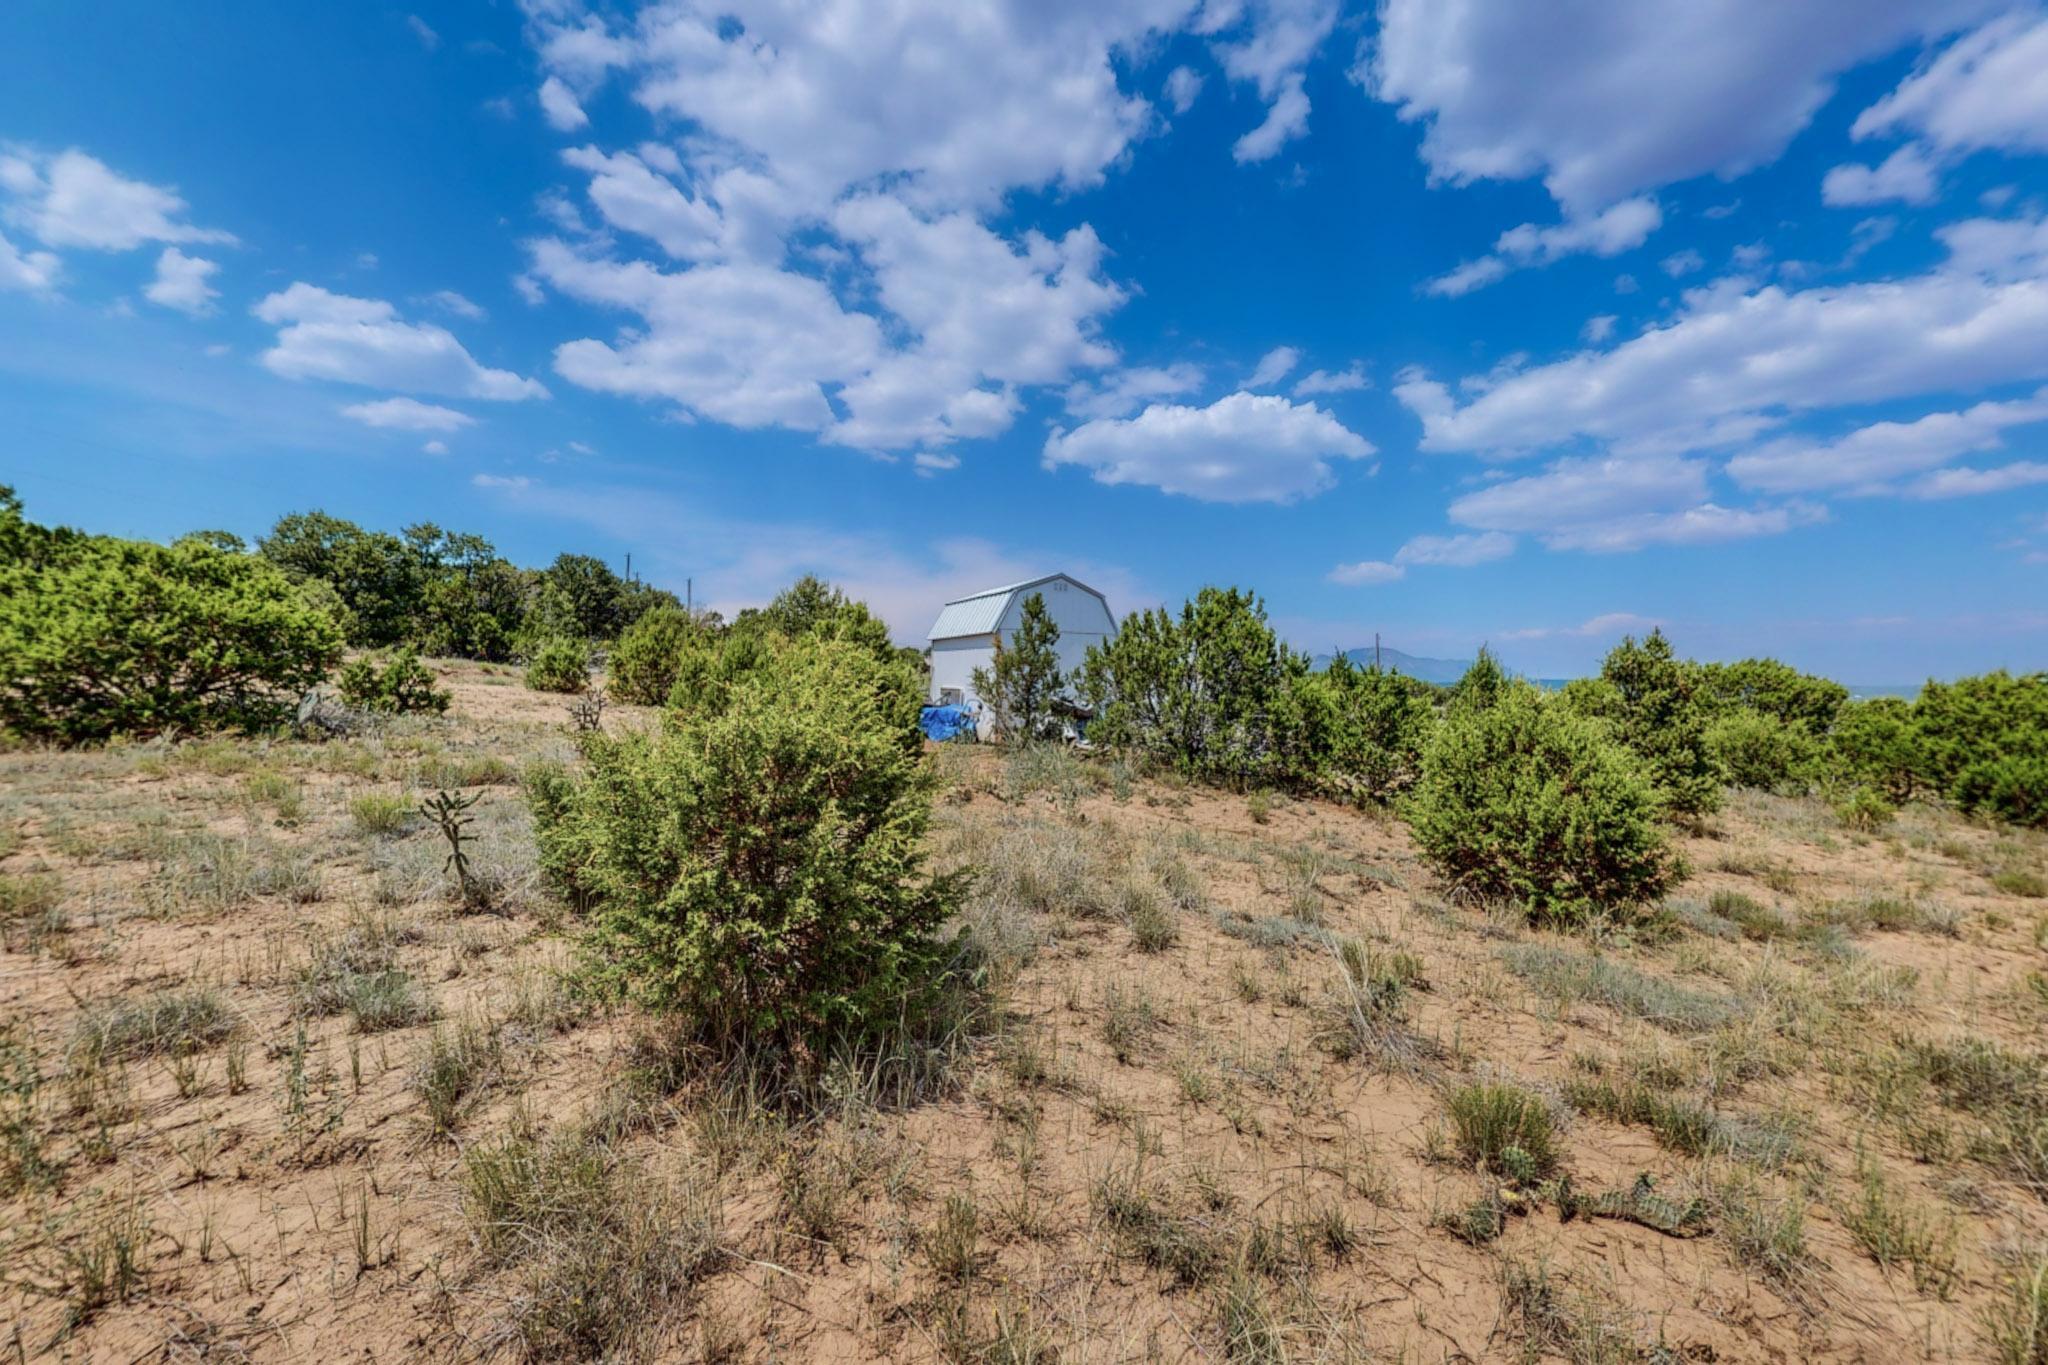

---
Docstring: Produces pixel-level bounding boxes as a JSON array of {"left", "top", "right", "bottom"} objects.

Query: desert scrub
[
  {"left": 1838, "top": 1150, "right": 1958, "bottom": 1298},
  {"left": 1835, "top": 785, "right": 1897, "bottom": 832},
  {"left": 522, "top": 637, "right": 589, "bottom": 694},
  {"left": 1986, "top": 1250, "right": 2048, "bottom": 1365},
  {"left": 1406, "top": 682, "right": 1676, "bottom": 924},
  {"left": 532, "top": 636, "right": 960, "bottom": 1065},
  {"left": 0, "top": 872, "right": 60, "bottom": 925},
  {"left": 1121, "top": 877, "right": 1178, "bottom": 952}
]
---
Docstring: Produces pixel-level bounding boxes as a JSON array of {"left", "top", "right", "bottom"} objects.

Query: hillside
[{"left": 3, "top": 658, "right": 2046, "bottom": 1361}]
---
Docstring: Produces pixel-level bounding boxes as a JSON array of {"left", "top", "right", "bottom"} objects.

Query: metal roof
[{"left": 925, "top": 573, "right": 1106, "bottom": 641}]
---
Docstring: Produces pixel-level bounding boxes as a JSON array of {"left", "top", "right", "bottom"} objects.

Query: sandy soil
[{"left": 2, "top": 658, "right": 2044, "bottom": 1362}]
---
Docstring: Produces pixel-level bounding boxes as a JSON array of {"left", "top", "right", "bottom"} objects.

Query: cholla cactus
[{"left": 419, "top": 789, "right": 481, "bottom": 906}]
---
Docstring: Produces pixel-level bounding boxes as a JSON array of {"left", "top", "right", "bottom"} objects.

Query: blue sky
[{"left": 3, "top": 1, "right": 2046, "bottom": 681}]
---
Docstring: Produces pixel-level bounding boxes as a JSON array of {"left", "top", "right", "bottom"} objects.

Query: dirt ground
[{"left": 2, "top": 658, "right": 2046, "bottom": 1362}]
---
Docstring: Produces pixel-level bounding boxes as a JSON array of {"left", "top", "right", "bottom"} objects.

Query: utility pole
[
  {"left": 625, "top": 552, "right": 632, "bottom": 583},
  {"left": 687, "top": 578, "right": 692, "bottom": 617},
  {"left": 1375, "top": 632, "right": 1382, "bottom": 669}
]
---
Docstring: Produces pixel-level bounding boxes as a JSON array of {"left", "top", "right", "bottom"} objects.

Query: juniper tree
[{"left": 970, "top": 592, "right": 1067, "bottom": 741}]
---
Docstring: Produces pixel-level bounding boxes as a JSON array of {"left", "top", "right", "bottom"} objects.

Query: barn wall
[
  {"left": 928, "top": 637, "right": 994, "bottom": 706},
  {"left": 995, "top": 578, "right": 1114, "bottom": 685}
]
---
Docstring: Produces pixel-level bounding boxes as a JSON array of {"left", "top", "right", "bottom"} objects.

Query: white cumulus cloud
[
  {"left": 340, "top": 397, "right": 478, "bottom": 432},
  {"left": 1904, "top": 460, "right": 2048, "bottom": 499},
  {"left": 1247, "top": 345, "right": 1300, "bottom": 388},
  {"left": 1213, "top": 0, "right": 1342, "bottom": 163},
  {"left": 1328, "top": 559, "right": 1405, "bottom": 585},
  {"left": 1822, "top": 144, "right": 1939, "bottom": 206},
  {"left": 1363, "top": 0, "right": 1993, "bottom": 214},
  {"left": 1043, "top": 390, "right": 1373, "bottom": 503},
  {"left": 538, "top": 75, "right": 590, "bottom": 131},
  {"left": 0, "top": 228, "right": 58, "bottom": 292},
  {"left": 1426, "top": 197, "right": 1662, "bottom": 296},
  {"left": 1853, "top": 10, "right": 2048, "bottom": 158},
  {"left": 254, "top": 283, "right": 548, "bottom": 400},
  {"left": 1444, "top": 451, "right": 1822, "bottom": 553},
  {"left": 1727, "top": 388, "right": 2048, "bottom": 495},
  {"left": 0, "top": 147, "right": 235, "bottom": 251},
  {"left": 1396, "top": 213, "right": 2048, "bottom": 461},
  {"left": 1293, "top": 362, "right": 1369, "bottom": 396},
  {"left": 143, "top": 247, "right": 220, "bottom": 315},
  {"left": 1065, "top": 363, "right": 1205, "bottom": 419}
]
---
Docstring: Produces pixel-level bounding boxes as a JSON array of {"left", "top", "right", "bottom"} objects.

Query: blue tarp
[{"left": 919, "top": 704, "right": 977, "bottom": 742}]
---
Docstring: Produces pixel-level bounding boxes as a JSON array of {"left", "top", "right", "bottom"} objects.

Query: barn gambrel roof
[{"left": 926, "top": 573, "right": 1107, "bottom": 641}]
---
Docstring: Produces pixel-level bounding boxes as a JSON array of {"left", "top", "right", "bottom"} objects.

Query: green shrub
[
  {"left": 349, "top": 792, "right": 415, "bottom": 836},
  {"left": 532, "top": 637, "right": 959, "bottom": 1058},
  {"left": 1406, "top": 683, "right": 1675, "bottom": 924},
  {"left": 524, "top": 638, "right": 589, "bottom": 694},
  {"left": 605, "top": 606, "right": 698, "bottom": 705},
  {"left": 1566, "top": 630, "right": 1720, "bottom": 821},
  {"left": 732, "top": 573, "right": 896, "bottom": 663},
  {"left": 0, "top": 494, "right": 342, "bottom": 743},
  {"left": 663, "top": 628, "right": 778, "bottom": 717},
  {"left": 1953, "top": 756, "right": 2048, "bottom": 831},
  {"left": 1705, "top": 707, "right": 1817, "bottom": 792},
  {"left": 523, "top": 552, "right": 679, "bottom": 645},
  {"left": 337, "top": 646, "right": 450, "bottom": 714},
  {"left": 1696, "top": 657, "right": 1847, "bottom": 733},
  {"left": 1829, "top": 697, "right": 1927, "bottom": 803},
  {"left": 1077, "top": 586, "right": 1316, "bottom": 789},
  {"left": 1835, "top": 785, "right": 1897, "bottom": 832},
  {"left": 1915, "top": 671, "right": 2048, "bottom": 794},
  {"left": 259, "top": 510, "right": 422, "bottom": 647},
  {"left": 1311, "top": 655, "right": 1437, "bottom": 803}
]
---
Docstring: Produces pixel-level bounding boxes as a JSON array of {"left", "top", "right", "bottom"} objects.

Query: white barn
[{"left": 925, "top": 574, "right": 1116, "bottom": 714}]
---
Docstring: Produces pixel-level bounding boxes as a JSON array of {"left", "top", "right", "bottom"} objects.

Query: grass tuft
[
  {"left": 1445, "top": 1081, "right": 1559, "bottom": 1180},
  {"left": 1500, "top": 943, "right": 1734, "bottom": 1033},
  {"left": 70, "top": 989, "right": 233, "bottom": 1068}
]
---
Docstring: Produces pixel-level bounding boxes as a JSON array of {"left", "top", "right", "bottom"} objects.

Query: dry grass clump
[
  {"left": 1898, "top": 1036, "right": 2048, "bottom": 1193},
  {"left": 463, "top": 1115, "right": 722, "bottom": 1359},
  {"left": 1986, "top": 1250, "right": 2048, "bottom": 1365},
  {"left": 1497, "top": 1260, "right": 1647, "bottom": 1365},
  {"left": 1710, "top": 1169, "right": 1815, "bottom": 1295},
  {"left": 146, "top": 831, "right": 322, "bottom": 915},
  {"left": 32, "top": 1187, "right": 151, "bottom": 1335},
  {"left": 294, "top": 912, "right": 434, "bottom": 1033},
  {"left": 348, "top": 791, "right": 415, "bottom": 836},
  {"left": 1324, "top": 936, "right": 1437, "bottom": 1074},
  {"left": 1500, "top": 942, "right": 1734, "bottom": 1033},
  {"left": 415, "top": 1015, "right": 505, "bottom": 1138},
  {"left": 0, "top": 871, "right": 64, "bottom": 952},
  {"left": 69, "top": 988, "right": 234, "bottom": 1069},
  {"left": 1093, "top": 1152, "right": 1228, "bottom": 1289},
  {"left": 1838, "top": 1150, "right": 1960, "bottom": 1298}
]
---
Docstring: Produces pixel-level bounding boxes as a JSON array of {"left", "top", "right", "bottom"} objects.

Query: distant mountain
[
  {"left": 1311, "top": 645, "right": 1576, "bottom": 690},
  {"left": 1310, "top": 643, "right": 1916, "bottom": 698},
  {"left": 1311, "top": 645, "right": 1479, "bottom": 686}
]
